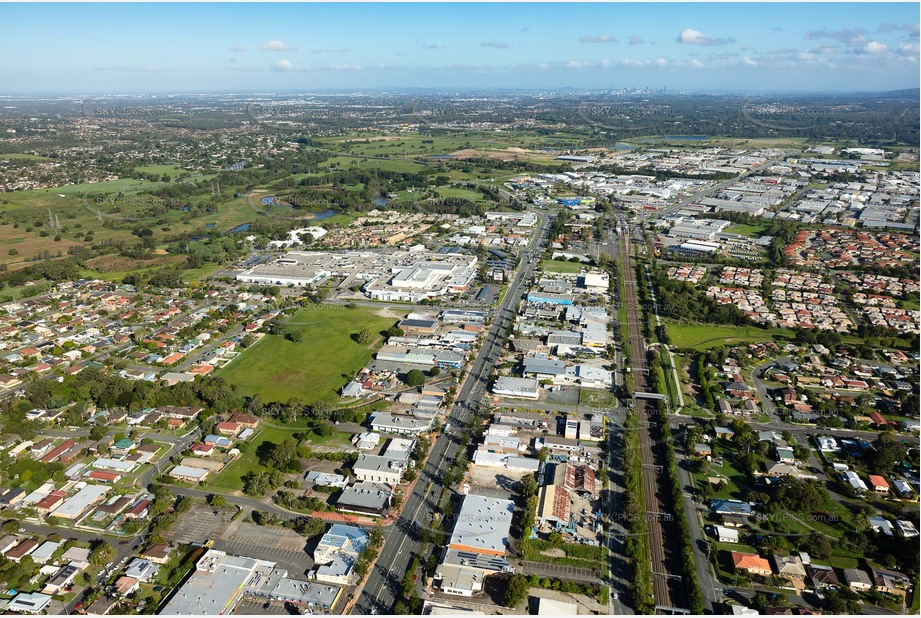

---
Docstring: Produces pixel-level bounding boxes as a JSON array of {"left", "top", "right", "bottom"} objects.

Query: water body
[
  {"left": 373, "top": 197, "right": 389, "bottom": 206},
  {"left": 612, "top": 142, "right": 635, "bottom": 151},
  {"left": 228, "top": 207, "right": 338, "bottom": 234},
  {"left": 260, "top": 196, "right": 338, "bottom": 220}
]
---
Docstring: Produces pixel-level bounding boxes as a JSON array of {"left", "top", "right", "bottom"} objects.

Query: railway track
[{"left": 616, "top": 221, "right": 688, "bottom": 612}]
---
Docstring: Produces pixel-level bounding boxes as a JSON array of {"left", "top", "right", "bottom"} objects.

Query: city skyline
[{"left": 0, "top": 2, "right": 918, "bottom": 94}]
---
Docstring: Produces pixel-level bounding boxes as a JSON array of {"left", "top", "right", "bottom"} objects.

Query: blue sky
[{"left": 1, "top": 3, "right": 918, "bottom": 93}]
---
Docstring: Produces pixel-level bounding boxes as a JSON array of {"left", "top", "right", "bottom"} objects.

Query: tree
[
  {"left": 89, "top": 540, "right": 115, "bottom": 565},
  {"left": 287, "top": 329, "right": 304, "bottom": 343},
  {"left": 208, "top": 494, "right": 227, "bottom": 508},
  {"left": 357, "top": 328, "right": 374, "bottom": 344},
  {"left": 312, "top": 422, "right": 334, "bottom": 437},
  {"left": 428, "top": 367, "right": 440, "bottom": 377},
  {"left": 261, "top": 438, "right": 300, "bottom": 472},
  {"left": 698, "top": 481, "right": 714, "bottom": 499},
  {"left": 89, "top": 424, "right": 108, "bottom": 441},
  {"left": 867, "top": 432, "right": 907, "bottom": 475},
  {"left": 503, "top": 574, "right": 529, "bottom": 608},
  {"left": 404, "top": 369, "right": 426, "bottom": 387}
]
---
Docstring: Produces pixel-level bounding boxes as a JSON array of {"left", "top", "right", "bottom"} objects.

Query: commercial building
[
  {"left": 492, "top": 377, "right": 540, "bottom": 400},
  {"left": 365, "top": 253, "right": 478, "bottom": 303},
  {"left": 311, "top": 525, "right": 369, "bottom": 586},
  {"left": 336, "top": 482, "right": 391, "bottom": 516},
  {"left": 352, "top": 454, "right": 405, "bottom": 485},
  {"left": 523, "top": 356, "right": 566, "bottom": 380},
  {"left": 526, "top": 291, "right": 574, "bottom": 305},
  {"left": 169, "top": 465, "right": 210, "bottom": 483},
  {"left": 448, "top": 494, "right": 514, "bottom": 557},
  {"left": 437, "top": 494, "right": 515, "bottom": 597},
  {"left": 369, "top": 412, "right": 432, "bottom": 436},
  {"left": 51, "top": 485, "right": 109, "bottom": 520},
  {"left": 159, "top": 550, "right": 277, "bottom": 615},
  {"left": 304, "top": 471, "right": 349, "bottom": 489},
  {"left": 536, "top": 484, "right": 571, "bottom": 527}
]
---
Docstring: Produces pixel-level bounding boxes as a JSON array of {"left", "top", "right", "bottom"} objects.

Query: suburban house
[
  {"left": 808, "top": 564, "right": 841, "bottom": 590},
  {"left": 731, "top": 551, "right": 772, "bottom": 577},
  {"left": 772, "top": 555, "right": 807, "bottom": 580},
  {"left": 843, "top": 568, "right": 873, "bottom": 591},
  {"left": 867, "top": 475, "right": 890, "bottom": 494}
]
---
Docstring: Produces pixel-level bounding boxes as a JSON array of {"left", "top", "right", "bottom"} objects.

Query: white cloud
[
  {"left": 579, "top": 34, "right": 618, "bottom": 44},
  {"left": 863, "top": 41, "right": 889, "bottom": 53},
  {"left": 690, "top": 59, "right": 705, "bottom": 68},
  {"left": 628, "top": 36, "right": 644, "bottom": 46},
  {"left": 420, "top": 43, "right": 445, "bottom": 50},
  {"left": 272, "top": 58, "right": 295, "bottom": 71},
  {"left": 743, "top": 56, "right": 758, "bottom": 67},
  {"left": 480, "top": 42, "right": 510, "bottom": 49},
  {"left": 311, "top": 48, "right": 346, "bottom": 54},
  {"left": 231, "top": 44, "right": 246, "bottom": 53},
  {"left": 262, "top": 40, "right": 297, "bottom": 52},
  {"left": 898, "top": 42, "right": 921, "bottom": 55},
  {"left": 677, "top": 28, "right": 735, "bottom": 46}
]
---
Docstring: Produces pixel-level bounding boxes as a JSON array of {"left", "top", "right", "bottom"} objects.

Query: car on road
[
  {"left": 612, "top": 592, "right": 618, "bottom": 601},
  {"left": 74, "top": 602, "right": 83, "bottom": 610}
]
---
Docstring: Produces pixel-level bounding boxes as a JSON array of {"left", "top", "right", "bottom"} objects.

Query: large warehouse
[{"left": 235, "top": 249, "right": 477, "bottom": 303}]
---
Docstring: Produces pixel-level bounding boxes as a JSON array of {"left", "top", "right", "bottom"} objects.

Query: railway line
[{"left": 615, "top": 217, "right": 688, "bottom": 613}]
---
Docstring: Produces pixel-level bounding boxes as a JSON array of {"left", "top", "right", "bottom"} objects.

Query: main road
[{"left": 352, "top": 211, "right": 551, "bottom": 614}]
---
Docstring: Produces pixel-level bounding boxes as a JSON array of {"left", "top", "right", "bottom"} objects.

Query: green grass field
[
  {"left": 207, "top": 425, "right": 355, "bottom": 492},
  {"left": 726, "top": 223, "right": 770, "bottom": 237},
  {"left": 541, "top": 259, "right": 584, "bottom": 274},
  {"left": 579, "top": 388, "right": 615, "bottom": 407},
  {"left": 0, "top": 153, "right": 51, "bottom": 161},
  {"left": 666, "top": 322, "right": 793, "bottom": 351},
  {"left": 206, "top": 427, "right": 293, "bottom": 491},
  {"left": 218, "top": 306, "right": 396, "bottom": 403}
]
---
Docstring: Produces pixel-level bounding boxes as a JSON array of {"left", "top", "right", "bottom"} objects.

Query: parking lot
[
  {"left": 223, "top": 521, "right": 309, "bottom": 553},
  {"left": 545, "top": 386, "right": 580, "bottom": 406},
  {"left": 167, "top": 505, "right": 233, "bottom": 544},
  {"left": 520, "top": 560, "right": 601, "bottom": 583}
]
